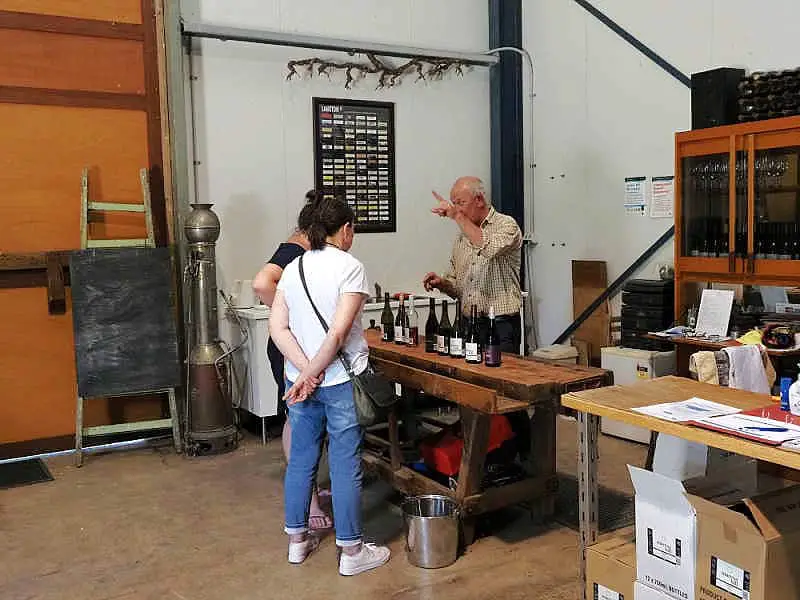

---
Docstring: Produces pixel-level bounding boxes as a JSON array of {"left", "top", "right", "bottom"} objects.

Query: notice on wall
[
  {"left": 313, "top": 97, "right": 396, "bottom": 233},
  {"left": 624, "top": 176, "right": 647, "bottom": 216},
  {"left": 650, "top": 175, "right": 675, "bottom": 219}
]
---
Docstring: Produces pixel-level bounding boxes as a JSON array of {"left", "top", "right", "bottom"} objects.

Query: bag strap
[{"left": 298, "top": 254, "right": 355, "bottom": 377}]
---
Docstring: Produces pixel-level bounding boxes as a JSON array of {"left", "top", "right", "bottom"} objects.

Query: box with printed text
[
  {"left": 586, "top": 527, "right": 636, "bottom": 600},
  {"left": 690, "top": 485, "right": 800, "bottom": 600},
  {"left": 629, "top": 465, "right": 696, "bottom": 600}
]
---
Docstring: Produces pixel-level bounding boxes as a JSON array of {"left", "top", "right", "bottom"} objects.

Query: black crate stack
[
  {"left": 739, "top": 69, "right": 800, "bottom": 123},
  {"left": 620, "top": 279, "right": 674, "bottom": 351}
]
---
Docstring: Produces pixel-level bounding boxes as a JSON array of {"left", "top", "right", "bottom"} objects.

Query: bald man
[{"left": 423, "top": 176, "right": 523, "bottom": 348}]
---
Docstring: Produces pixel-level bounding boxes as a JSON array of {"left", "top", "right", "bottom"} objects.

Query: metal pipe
[
  {"left": 553, "top": 225, "right": 676, "bottom": 345},
  {"left": 571, "top": 0, "right": 690, "bottom": 88},
  {"left": 181, "top": 21, "right": 500, "bottom": 67},
  {"left": 0, "top": 436, "right": 170, "bottom": 466},
  {"left": 486, "top": 45, "right": 539, "bottom": 349}
]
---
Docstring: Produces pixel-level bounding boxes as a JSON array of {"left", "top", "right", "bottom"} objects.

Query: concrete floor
[{"left": 1, "top": 418, "right": 645, "bottom": 600}]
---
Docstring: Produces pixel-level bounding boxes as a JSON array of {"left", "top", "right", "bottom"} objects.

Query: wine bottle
[
  {"left": 484, "top": 306, "right": 501, "bottom": 367},
  {"left": 424, "top": 298, "right": 438, "bottom": 353},
  {"left": 407, "top": 295, "right": 419, "bottom": 346},
  {"left": 768, "top": 223, "right": 779, "bottom": 260},
  {"left": 465, "top": 305, "right": 482, "bottom": 364},
  {"left": 449, "top": 300, "right": 464, "bottom": 358},
  {"left": 792, "top": 223, "right": 800, "bottom": 260},
  {"left": 437, "top": 300, "right": 451, "bottom": 356},
  {"left": 779, "top": 223, "right": 792, "bottom": 260},
  {"left": 756, "top": 223, "right": 767, "bottom": 259},
  {"left": 380, "top": 292, "right": 394, "bottom": 342},
  {"left": 401, "top": 297, "right": 411, "bottom": 344},
  {"left": 395, "top": 297, "right": 405, "bottom": 345},
  {"left": 719, "top": 220, "right": 729, "bottom": 256}
]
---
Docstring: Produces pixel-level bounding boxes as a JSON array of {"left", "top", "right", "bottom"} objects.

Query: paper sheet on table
[
  {"left": 696, "top": 413, "right": 800, "bottom": 444},
  {"left": 695, "top": 289, "right": 734, "bottom": 338},
  {"left": 632, "top": 397, "right": 740, "bottom": 422}
]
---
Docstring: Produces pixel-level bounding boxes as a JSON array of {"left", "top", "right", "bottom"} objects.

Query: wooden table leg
[
  {"left": 388, "top": 404, "right": 402, "bottom": 471},
  {"left": 577, "top": 411, "right": 600, "bottom": 600},
  {"left": 528, "top": 398, "right": 558, "bottom": 520},
  {"left": 455, "top": 407, "right": 491, "bottom": 546}
]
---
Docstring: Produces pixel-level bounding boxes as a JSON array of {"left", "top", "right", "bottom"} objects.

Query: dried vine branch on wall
[{"left": 286, "top": 53, "right": 468, "bottom": 89}]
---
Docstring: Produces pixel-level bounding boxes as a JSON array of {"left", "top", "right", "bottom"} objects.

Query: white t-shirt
[{"left": 277, "top": 245, "right": 370, "bottom": 386}]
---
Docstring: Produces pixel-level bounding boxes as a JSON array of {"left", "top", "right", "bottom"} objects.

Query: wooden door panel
[
  {"left": 0, "top": 29, "right": 145, "bottom": 94},
  {"left": 0, "top": 1, "right": 142, "bottom": 24},
  {"left": 0, "top": 104, "right": 149, "bottom": 252},
  {"left": 0, "top": 287, "right": 76, "bottom": 443},
  {"left": 0, "top": 287, "right": 164, "bottom": 444}
]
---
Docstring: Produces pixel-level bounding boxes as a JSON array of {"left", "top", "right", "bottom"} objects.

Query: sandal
[{"left": 309, "top": 513, "right": 333, "bottom": 531}]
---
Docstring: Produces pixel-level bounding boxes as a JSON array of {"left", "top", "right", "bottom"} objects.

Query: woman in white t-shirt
[{"left": 269, "top": 197, "right": 390, "bottom": 576}]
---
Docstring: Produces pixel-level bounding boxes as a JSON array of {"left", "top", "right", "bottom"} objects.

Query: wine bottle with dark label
[
  {"left": 424, "top": 298, "right": 438, "bottom": 353},
  {"left": 437, "top": 299, "right": 451, "bottom": 356},
  {"left": 381, "top": 292, "right": 394, "bottom": 342},
  {"left": 395, "top": 297, "right": 405, "bottom": 345},
  {"left": 449, "top": 300, "right": 464, "bottom": 358},
  {"left": 465, "top": 305, "right": 482, "bottom": 364},
  {"left": 484, "top": 306, "right": 501, "bottom": 367}
]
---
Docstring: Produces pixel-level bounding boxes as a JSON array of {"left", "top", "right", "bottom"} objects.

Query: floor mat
[
  {"left": 554, "top": 472, "right": 634, "bottom": 532},
  {"left": 0, "top": 459, "right": 54, "bottom": 490}
]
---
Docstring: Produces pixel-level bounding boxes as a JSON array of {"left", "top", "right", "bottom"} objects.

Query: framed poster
[{"left": 313, "top": 97, "right": 396, "bottom": 233}]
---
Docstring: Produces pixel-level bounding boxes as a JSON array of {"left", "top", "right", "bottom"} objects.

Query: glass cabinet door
[
  {"left": 680, "top": 152, "right": 732, "bottom": 260},
  {"left": 753, "top": 146, "right": 800, "bottom": 263}
]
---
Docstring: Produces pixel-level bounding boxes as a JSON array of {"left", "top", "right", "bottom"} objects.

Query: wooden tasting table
[
  {"left": 561, "top": 375, "right": 800, "bottom": 599},
  {"left": 364, "top": 328, "right": 612, "bottom": 543}
]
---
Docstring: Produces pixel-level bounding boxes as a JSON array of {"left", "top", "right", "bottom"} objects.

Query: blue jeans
[{"left": 284, "top": 380, "right": 363, "bottom": 546}]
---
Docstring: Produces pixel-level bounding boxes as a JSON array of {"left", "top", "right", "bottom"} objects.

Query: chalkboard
[{"left": 69, "top": 247, "right": 181, "bottom": 399}]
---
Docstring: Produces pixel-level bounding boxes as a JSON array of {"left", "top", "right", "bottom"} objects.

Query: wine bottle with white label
[
  {"left": 380, "top": 292, "right": 394, "bottom": 342},
  {"left": 394, "top": 297, "right": 405, "bottom": 345},
  {"left": 449, "top": 300, "right": 464, "bottom": 357},
  {"left": 407, "top": 295, "right": 419, "bottom": 346},
  {"left": 484, "top": 306, "right": 501, "bottom": 367},
  {"left": 465, "top": 305, "right": 482, "bottom": 364},
  {"left": 437, "top": 299, "right": 451, "bottom": 356}
]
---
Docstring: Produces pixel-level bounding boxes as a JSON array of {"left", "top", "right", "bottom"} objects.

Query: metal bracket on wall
[{"left": 571, "top": 0, "right": 691, "bottom": 89}]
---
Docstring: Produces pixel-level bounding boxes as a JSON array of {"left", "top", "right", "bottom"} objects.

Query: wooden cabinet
[{"left": 675, "top": 116, "right": 800, "bottom": 316}]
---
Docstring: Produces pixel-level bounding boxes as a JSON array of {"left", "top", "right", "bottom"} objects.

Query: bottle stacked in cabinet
[
  {"left": 739, "top": 69, "right": 800, "bottom": 123},
  {"left": 620, "top": 279, "right": 674, "bottom": 352}
]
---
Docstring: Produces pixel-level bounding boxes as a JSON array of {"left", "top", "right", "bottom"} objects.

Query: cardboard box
[
  {"left": 690, "top": 485, "right": 800, "bottom": 600},
  {"left": 636, "top": 582, "right": 675, "bottom": 600},
  {"left": 586, "top": 527, "right": 636, "bottom": 600},
  {"left": 683, "top": 463, "right": 785, "bottom": 508},
  {"left": 629, "top": 465, "right": 696, "bottom": 600}
]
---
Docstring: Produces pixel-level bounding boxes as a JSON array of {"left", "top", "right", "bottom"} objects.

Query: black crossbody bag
[{"left": 298, "top": 254, "right": 397, "bottom": 427}]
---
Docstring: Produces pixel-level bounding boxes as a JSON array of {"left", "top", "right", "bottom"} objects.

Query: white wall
[
  {"left": 525, "top": 0, "right": 800, "bottom": 345},
  {"left": 182, "top": 0, "right": 491, "bottom": 304}
]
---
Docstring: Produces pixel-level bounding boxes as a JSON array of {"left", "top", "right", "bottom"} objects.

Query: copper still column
[{"left": 184, "top": 203, "right": 238, "bottom": 455}]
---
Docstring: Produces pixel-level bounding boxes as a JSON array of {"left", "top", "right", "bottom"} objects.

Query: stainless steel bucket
[{"left": 402, "top": 494, "right": 460, "bottom": 569}]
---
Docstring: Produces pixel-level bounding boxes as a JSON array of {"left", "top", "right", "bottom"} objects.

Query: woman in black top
[{"left": 253, "top": 190, "right": 331, "bottom": 530}]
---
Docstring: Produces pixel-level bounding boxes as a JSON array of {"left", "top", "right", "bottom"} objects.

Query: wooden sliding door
[{"left": 0, "top": 1, "right": 171, "bottom": 452}]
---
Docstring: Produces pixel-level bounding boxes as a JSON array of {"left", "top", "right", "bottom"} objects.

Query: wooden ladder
[
  {"left": 75, "top": 168, "right": 181, "bottom": 466},
  {"left": 80, "top": 167, "right": 155, "bottom": 249}
]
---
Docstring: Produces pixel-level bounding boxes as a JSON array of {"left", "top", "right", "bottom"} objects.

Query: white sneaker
[
  {"left": 288, "top": 536, "right": 319, "bottom": 565},
  {"left": 338, "top": 542, "right": 391, "bottom": 576}
]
